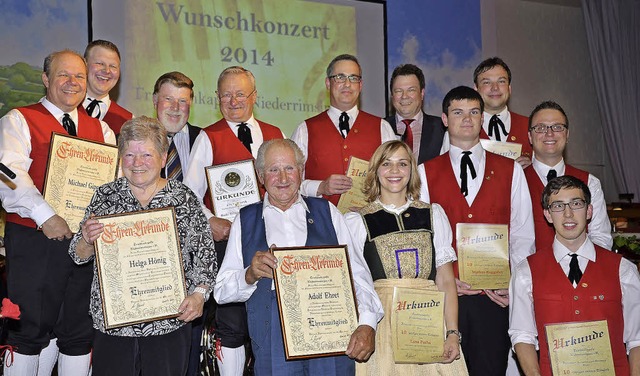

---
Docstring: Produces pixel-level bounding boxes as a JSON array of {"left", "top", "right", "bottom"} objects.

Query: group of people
[{"left": 0, "top": 38, "right": 638, "bottom": 376}]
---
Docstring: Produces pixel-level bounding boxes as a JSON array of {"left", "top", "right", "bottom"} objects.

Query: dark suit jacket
[
  {"left": 386, "top": 111, "right": 445, "bottom": 165},
  {"left": 185, "top": 122, "right": 201, "bottom": 151}
]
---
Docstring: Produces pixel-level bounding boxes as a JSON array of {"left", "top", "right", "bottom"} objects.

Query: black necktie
[
  {"left": 62, "top": 113, "right": 76, "bottom": 136},
  {"left": 237, "top": 122, "right": 253, "bottom": 153},
  {"left": 488, "top": 114, "right": 507, "bottom": 142},
  {"left": 339, "top": 112, "right": 350, "bottom": 138},
  {"left": 547, "top": 169, "right": 557, "bottom": 182},
  {"left": 85, "top": 98, "right": 102, "bottom": 119},
  {"left": 568, "top": 254, "right": 582, "bottom": 285},
  {"left": 460, "top": 151, "right": 477, "bottom": 197}
]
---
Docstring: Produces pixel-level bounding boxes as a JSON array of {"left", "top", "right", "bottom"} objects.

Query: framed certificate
[
  {"left": 42, "top": 133, "right": 119, "bottom": 232},
  {"left": 94, "top": 208, "right": 187, "bottom": 329},
  {"left": 456, "top": 223, "right": 510, "bottom": 289},
  {"left": 480, "top": 139, "right": 522, "bottom": 160},
  {"left": 545, "top": 320, "right": 615, "bottom": 375},
  {"left": 205, "top": 159, "right": 261, "bottom": 221},
  {"left": 271, "top": 245, "right": 359, "bottom": 360},
  {"left": 391, "top": 287, "right": 445, "bottom": 363},
  {"left": 337, "top": 156, "right": 369, "bottom": 214}
]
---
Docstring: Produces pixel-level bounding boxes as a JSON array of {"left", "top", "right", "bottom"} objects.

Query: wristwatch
[
  {"left": 193, "top": 286, "right": 211, "bottom": 300},
  {"left": 446, "top": 329, "right": 462, "bottom": 343}
]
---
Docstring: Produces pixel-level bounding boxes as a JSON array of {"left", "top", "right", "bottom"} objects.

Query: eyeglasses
[
  {"left": 547, "top": 199, "right": 587, "bottom": 212},
  {"left": 218, "top": 89, "right": 256, "bottom": 103},
  {"left": 530, "top": 123, "right": 567, "bottom": 133},
  {"left": 328, "top": 74, "right": 362, "bottom": 83}
]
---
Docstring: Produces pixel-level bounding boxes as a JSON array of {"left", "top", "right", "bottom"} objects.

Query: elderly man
[
  {"left": 509, "top": 176, "right": 640, "bottom": 375},
  {"left": 153, "top": 71, "right": 201, "bottom": 183},
  {"left": 183, "top": 66, "right": 284, "bottom": 375},
  {"left": 0, "top": 49, "right": 115, "bottom": 375},
  {"left": 524, "top": 100, "right": 612, "bottom": 251},
  {"left": 291, "top": 54, "right": 396, "bottom": 206},
  {"left": 214, "top": 139, "right": 383, "bottom": 375},
  {"left": 419, "top": 86, "right": 534, "bottom": 375},
  {"left": 386, "top": 63, "right": 445, "bottom": 164},
  {"left": 81, "top": 40, "right": 133, "bottom": 134}
]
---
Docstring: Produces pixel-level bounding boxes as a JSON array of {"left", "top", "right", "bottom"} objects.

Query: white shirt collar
[
  {"left": 41, "top": 97, "right": 78, "bottom": 123},
  {"left": 262, "top": 193, "right": 309, "bottom": 215},
  {"left": 552, "top": 236, "right": 596, "bottom": 263},
  {"left": 449, "top": 142, "right": 485, "bottom": 167}
]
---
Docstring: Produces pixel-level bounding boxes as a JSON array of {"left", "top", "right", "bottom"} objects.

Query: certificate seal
[{"left": 221, "top": 168, "right": 245, "bottom": 192}]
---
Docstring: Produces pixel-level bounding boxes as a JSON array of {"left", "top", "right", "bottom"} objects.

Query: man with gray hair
[
  {"left": 183, "top": 66, "right": 284, "bottom": 375},
  {"left": 214, "top": 138, "right": 383, "bottom": 375}
]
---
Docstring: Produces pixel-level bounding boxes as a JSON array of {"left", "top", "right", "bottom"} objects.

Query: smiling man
[
  {"left": 524, "top": 101, "right": 612, "bottom": 252},
  {"left": 82, "top": 40, "right": 133, "bottom": 135},
  {"left": 509, "top": 176, "right": 640, "bottom": 376},
  {"left": 0, "top": 49, "right": 115, "bottom": 376}
]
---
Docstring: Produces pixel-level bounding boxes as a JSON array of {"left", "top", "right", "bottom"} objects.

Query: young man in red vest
[
  {"left": 524, "top": 100, "right": 612, "bottom": 251},
  {"left": 509, "top": 175, "right": 640, "bottom": 375},
  {"left": 0, "top": 50, "right": 115, "bottom": 375},
  {"left": 81, "top": 40, "right": 133, "bottom": 135},
  {"left": 419, "top": 86, "right": 535, "bottom": 375},
  {"left": 183, "top": 66, "right": 284, "bottom": 375},
  {"left": 291, "top": 54, "right": 396, "bottom": 206}
]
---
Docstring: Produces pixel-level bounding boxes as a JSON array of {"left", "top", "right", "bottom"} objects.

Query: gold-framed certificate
[
  {"left": 337, "top": 156, "right": 369, "bottom": 214},
  {"left": 391, "top": 287, "right": 445, "bottom": 363},
  {"left": 480, "top": 139, "right": 522, "bottom": 160},
  {"left": 271, "top": 245, "right": 359, "bottom": 360},
  {"left": 205, "top": 159, "right": 260, "bottom": 221},
  {"left": 42, "top": 133, "right": 119, "bottom": 232},
  {"left": 456, "top": 223, "right": 510, "bottom": 289},
  {"left": 94, "top": 208, "right": 187, "bottom": 329},
  {"left": 545, "top": 320, "right": 615, "bottom": 375}
]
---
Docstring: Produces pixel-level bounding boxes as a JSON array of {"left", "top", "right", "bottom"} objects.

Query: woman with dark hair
[{"left": 345, "top": 140, "right": 468, "bottom": 375}]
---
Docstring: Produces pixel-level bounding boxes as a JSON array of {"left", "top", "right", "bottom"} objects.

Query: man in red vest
[
  {"left": 509, "top": 175, "right": 640, "bottom": 375},
  {"left": 0, "top": 50, "right": 115, "bottom": 375},
  {"left": 291, "top": 54, "right": 396, "bottom": 206},
  {"left": 183, "top": 66, "right": 284, "bottom": 375},
  {"left": 524, "top": 100, "right": 612, "bottom": 251},
  {"left": 81, "top": 40, "right": 133, "bottom": 135},
  {"left": 419, "top": 86, "right": 535, "bottom": 375}
]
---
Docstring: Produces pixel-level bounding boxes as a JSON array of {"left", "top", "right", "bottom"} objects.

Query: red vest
[
  {"left": 525, "top": 164, "right": 589, "bottom": 251},
  {"left": 201, "top": 118, "right": 283, "bottom": 210},
  {"left": 424, "top": 152, "right": 514, "bottom": 277},
  {"left": 305, "top": 110, "right": 382, "bottom": 206},
  {"left": 7, "top": 103, "right": 105, "bottom": 228},
  {"left": 103, "top": 101, "right": 133, "bottom": 135},
  {"left": 480, "top": 111, "right": 532, "bottom": 159},
  {"left": 529, "top": 246, "right": 629, "bottom": 376}
]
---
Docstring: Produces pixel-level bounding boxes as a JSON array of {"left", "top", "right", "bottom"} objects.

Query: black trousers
[
  {"left": 5, "top": 223, "right": 93, "bottom": 355},
  {"left": 458, "top": 294, "right": 510, "bottom": 376}
]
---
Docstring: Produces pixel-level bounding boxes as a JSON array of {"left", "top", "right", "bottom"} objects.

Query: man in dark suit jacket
[{"left": 385, "top": 64, "right": 445, "bottom": 165}]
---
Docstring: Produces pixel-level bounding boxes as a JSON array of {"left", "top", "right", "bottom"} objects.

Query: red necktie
[{"left": 401, "top": 119, "right": 414, "bottom": 151}]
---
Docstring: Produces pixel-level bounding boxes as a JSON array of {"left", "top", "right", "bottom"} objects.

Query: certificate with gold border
[
  {"left": 391, "top": 287, "right": 445, "bottom": 363},
  {"left": 545, "top": 320, "right": 614, "bottom": 375},
  {"left": 205, "top": 159, "right": 260, "bottom": 221},
  {"left": 337, "top": 156, "right": 369, "bottom": 214},
  {"left": 43, "top": 133, "right": 119, "bottom": 232},
  {"left": 456, "top": 223, "right": 510, "bottom": 289},
  {"left": 480, "top": 139, "right": 522, "bottom": 160},
  {"left": 94, "top": 208, "right": 187, "bottom": 329},
  {"left": 272, "top": 245, "right": 359, "bottom": 359}
]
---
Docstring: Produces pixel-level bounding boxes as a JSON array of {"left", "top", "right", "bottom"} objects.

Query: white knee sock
[
  {"left": 216, "top": 346, "right": 245, "bottom": 376},
  {"left": 37, "top": 339, "right": 59, "bottom": 376},
  {"left": 3, "top": 352, "right": 38, "bottom": 376},
  {"left": 57, "top": 353, "right": 91, "bottom": 376}
]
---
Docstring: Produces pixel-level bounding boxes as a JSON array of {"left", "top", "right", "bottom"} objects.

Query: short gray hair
[
  {"left": 255, "top": 139, "right": 305, "bottom": 179},
  {"left": 217, "top": 66, "right": 256, "bottom": 92},
  {"left": 118, "top": 116, "right": 169, "bottom": 156}
]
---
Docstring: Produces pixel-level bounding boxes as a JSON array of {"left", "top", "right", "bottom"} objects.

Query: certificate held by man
[
  {"left": 271, "top": 245, "right": 359, "bottom": 359},
  {"left": 456, "top": 223, "right": 510, "bottom": 289},
  {"left": 337, "top": 156, "right": 369, "bottom": 213},
  {"left": 205, "top": 159, "right": 261, "bottom": 221},
  {"left": 94, "top": 207, "right": 187, "bottom": 329},
  {"left": 42, "top": 133, "right": 119, "bottom": 232}
]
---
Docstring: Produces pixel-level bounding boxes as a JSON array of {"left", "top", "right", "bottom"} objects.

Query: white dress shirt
[
  {"left": 83, "top": 95, "right": 111, "bottom": 121},
  {"left": 165, "top": 123, "right": 197, "bottom": 176},
  {"left": 509, "top": 237, "right": 640, "bottom": 352},
  {"left": 418, "top": 143, "right": 535, "bottom": 269},
  {"left": 440, "top": 107, "right": 513, "bottom": 154},
  {"left": 0, "top": 98, "right": 116, "bottom": 226},
  {"left": 213, "top": 194, "right": 384, "bottom": 329},
  {"left": 291, "top": 105, "right": 398, "bottom": 197},
  {"left": 531, "top": 157, "right": 613, "bottom": 249},
  {"left": 182, "top": 115, "right": 285, "bottom": 220},
  {"left": 344, "top": 199, "right": 457, "bottom": 269}
]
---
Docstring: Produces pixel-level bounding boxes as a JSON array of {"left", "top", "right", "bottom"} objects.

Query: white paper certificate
[{"left": 205, "top": 159, "right": 261, "bottom": 221}]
